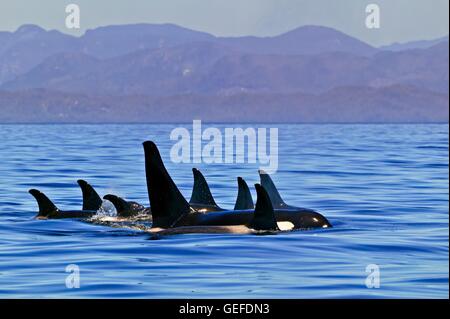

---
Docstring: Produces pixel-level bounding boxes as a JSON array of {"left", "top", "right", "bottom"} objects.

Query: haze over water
[{"left": 0, "top": 123, "right": 448, "bottom": 298}]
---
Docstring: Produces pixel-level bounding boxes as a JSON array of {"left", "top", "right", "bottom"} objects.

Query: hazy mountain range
[
  {"left": 380, "top": 36, "right": 449, "bottom": 51},
  {"left": 0, "top": 24, "right": 448, "bottom": 123}
]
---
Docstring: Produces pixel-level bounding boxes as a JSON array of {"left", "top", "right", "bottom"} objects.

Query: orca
[
  {"left": 77, "top": 179, "right": 103, "bottom": 211},
  {"left": 258, "top": 170, "right": 297, "bottom": 209},
  {"left": 258, "top": 171, "right": 329, "bottom": 225},
  {"left": 234, "top": 177, "right": 254, "bottom": 210},
  {"left": 29, "top": 180, "right": 103, "bottom": 219},
  {"left": 102, "top": 168, "right": 224, "bottom": 218},
  {"left": 29, "top": 189, "right": 98, "bottom": 219},
  {"left": 149, "top": 183, "right": 280, "bottom": 237},
  {"left": 143, "top": 141, "right": 332, "bottom": 231},
  {"left": 103, "top": 194, "right": 152, "bottom": 218},
  {"left": 189, "top": 168, "right": 224, "bottom": 212}
]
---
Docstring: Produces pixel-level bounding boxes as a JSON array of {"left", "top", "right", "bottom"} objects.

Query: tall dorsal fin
[
  {"left": 28, "top": 189, "right": 59, "bottom": 217},
  {"left": 77, "top": 180, "right": 103, "bottom": 211},
  {"left": 234, "top": 177, "right": 254, "bottom": 210},
  {"left": 143, "top": 141, "right": 191, "bottom": 228},
  {"left": 189, "top": 168, "right": 219, "bottom": 208},
  {"left": 248, "top": 184, "right": 279, "bottom": 231},
  {"left": 258, "top": 170, "right": 287, "bottom": 208}
]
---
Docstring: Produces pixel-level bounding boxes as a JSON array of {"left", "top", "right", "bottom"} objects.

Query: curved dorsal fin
[
  {"left": 77, "top": 180, "right": 103, "bottom": 211},
  {"left": 248, "top": 184, "right": 279, "bottom": 231},
  {"left": 189, "top": 168, "right": 219, "bottom": 208},
  {"left": 28, "top": 189, "right": 59, "bottom": 217},
  {"left": 143, "top": 141, "right": 191, "bottom": 228},
  {"left": 234, "top": 177, "right": 254, "bottom": 210},
  {"left": 258, "top": 170, "right": 287, "bottom": 208},
  {"left": 103, "top": 194, "right": 132, "bottom": 217}
]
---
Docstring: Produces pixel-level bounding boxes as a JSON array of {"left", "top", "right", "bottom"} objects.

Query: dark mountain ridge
[{"left": 0, "top": 23, "right": 448, "bottom": 123}]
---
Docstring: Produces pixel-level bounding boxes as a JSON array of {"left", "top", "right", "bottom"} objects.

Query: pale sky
[{"left": 0, "top": 0, "right": 448, "bottom": 46}]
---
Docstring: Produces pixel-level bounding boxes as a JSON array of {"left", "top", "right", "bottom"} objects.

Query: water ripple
[{"left": 0, "top": 124, "right": 448, "bottom": 298}]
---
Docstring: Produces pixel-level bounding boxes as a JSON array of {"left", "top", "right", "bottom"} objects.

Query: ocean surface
[{"left": 0, "top": 124, "right": 448, "bottom": 298}]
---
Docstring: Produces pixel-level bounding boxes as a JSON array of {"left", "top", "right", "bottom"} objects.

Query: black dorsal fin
[
  {"left": 258, "top": 170, "right": 287, "bottom": 208},
  {"left": 77, "top": 180, "right": 103, "bottom": 211},
  {"left": 103, "top": 194, "right": 132, "bottom": 217},
  {"left": 234, "top": 177, "right": 254, "bottom": 210},
  {"left": 248, "top": 184, "right": 279, "bottom": 231},
  {"left": 189, "top": 168, "right": 219, "bottom": 208},
  {"left": 143, "top": 141, "right": 191, "bottom": 228},
  {"left": 28, "top": 189, "right": 59, "bottom": 217}
]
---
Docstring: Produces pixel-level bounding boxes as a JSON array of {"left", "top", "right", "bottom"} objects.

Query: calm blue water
[{"left": 0, "top": 124, "right": 448, "bottom": 298}]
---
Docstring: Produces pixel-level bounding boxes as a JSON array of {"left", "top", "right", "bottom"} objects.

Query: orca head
[{"left": 292, "top": 208, "right": 332, "bottom": 229}]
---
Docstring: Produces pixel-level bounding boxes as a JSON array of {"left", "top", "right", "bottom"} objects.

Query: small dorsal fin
[
  {"left": 248, "top": 184, "right": 279, "bottom": 231},
  {"left": 258, "top": 170, "right": 287, "bottom": 208},
  {"left": 28, "top": 189, "right": 59, "bottom": 217},
  {"left": 189, "top": 168, "right": 219, "bottom": 208},
  {"left": 77, "top": 180, "right": 103, "bottom": 211},
  {"left": 103, "top": 194, "right": 132, "bottom": 217},
  {"left": 234, "top": 177, "right": 254, "bottom": 210},
  {"left": 143, "top": 141, "right": 191, "bottom": 228}
]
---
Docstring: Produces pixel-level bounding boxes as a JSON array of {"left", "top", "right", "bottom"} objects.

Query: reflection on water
[{"left": 0, "top": 124, "right": 448, "bottom": 298}]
